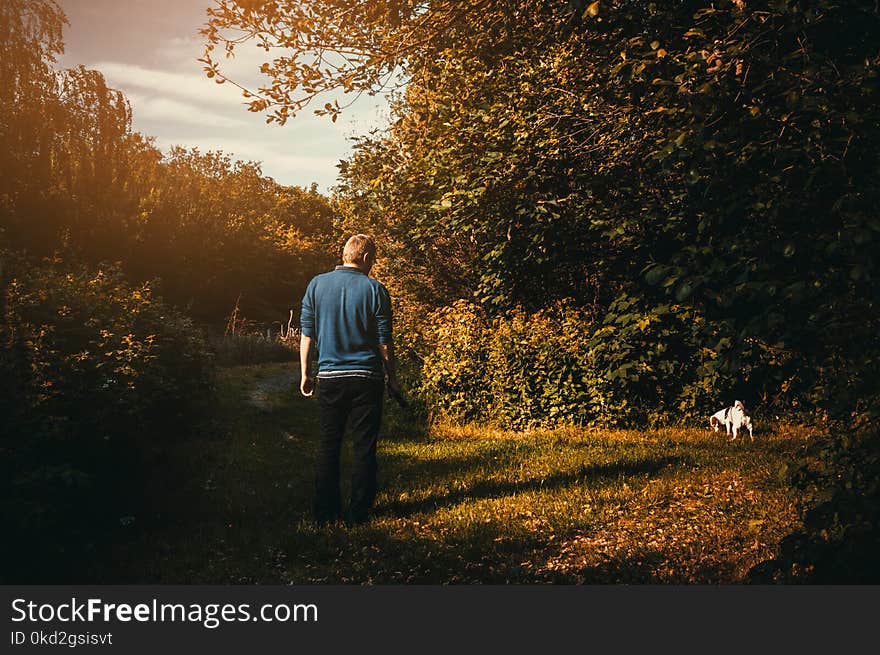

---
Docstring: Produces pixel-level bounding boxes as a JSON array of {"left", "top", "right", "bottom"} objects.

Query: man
[{"left": 299, "top": 234, "right": 400, "bottom": 526}]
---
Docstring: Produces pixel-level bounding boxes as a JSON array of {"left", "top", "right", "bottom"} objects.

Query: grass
[
  {"left": 96, "top": 361, "right": 821, "bottom": 584},
  {"left": 209, "top": 332, "right": 297, "bottom": 367}
]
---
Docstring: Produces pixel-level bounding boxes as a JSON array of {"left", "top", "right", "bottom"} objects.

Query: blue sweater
[{"left": 300, "top": 266, "right": 393, "bottom": 377}]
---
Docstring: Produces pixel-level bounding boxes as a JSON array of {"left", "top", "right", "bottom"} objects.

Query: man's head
[{"left": 342, "top": 234, "right": 377, "bottom": 271}]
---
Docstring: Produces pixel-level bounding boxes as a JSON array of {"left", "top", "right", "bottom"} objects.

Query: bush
[
  {"left": 749, "top": 415, "right": 880, "bottom": 583},
  {"left": 419, "top": 300, "right": 595, "bottom": 428},
  {"left": 586, "top": 295, "right": 738, "bottom": 427},
  {"left": 1, "top": 259, "right": 213, "bottom": 430},
  {"left": 0, "top": 256, "right": 214, "bottom": 581},
  {"left": 486, "top": 301, "right": 597, "bottom": 429},
  {"left": 419, "top": 301, "right": 494, "bottom": 425},
  {"left": 415, "top": 295, "right": 788, "bottom": 430}
]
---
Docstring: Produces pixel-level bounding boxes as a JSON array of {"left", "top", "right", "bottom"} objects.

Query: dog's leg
[{"left": 731, "top": 424, "right": 738, "bottom": 441}]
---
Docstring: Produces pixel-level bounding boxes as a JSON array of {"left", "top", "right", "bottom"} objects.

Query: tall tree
[{"left": 0, "top": 0, "right": 67, "bottom": 250}]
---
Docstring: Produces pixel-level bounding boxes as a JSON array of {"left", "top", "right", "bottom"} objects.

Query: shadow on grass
[
  {"left": 279, "top": 522, "right": 546, "bottom": 584},
  {"left": 376, "top": 454, "right": 690, "bottom": 518},
  {"left": 380, "top": 438, "right": 545, "bottom": 480}
]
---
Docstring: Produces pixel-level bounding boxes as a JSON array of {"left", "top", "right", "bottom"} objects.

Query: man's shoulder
[
  {"left": 307, "top": 270, "right": 338, "bottom": 286},
  {"left": 307, "top": 269, "right": 390, "bottom": 296},
  {"left": 366, "top": 278, "right": 392, "bottom": 300}
]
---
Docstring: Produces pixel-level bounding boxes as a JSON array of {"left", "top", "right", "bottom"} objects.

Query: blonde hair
[{"left": 342, "top": 234, "right": 377, "bottom": 265}]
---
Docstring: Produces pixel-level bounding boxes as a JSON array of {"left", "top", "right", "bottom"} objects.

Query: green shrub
[
  {"left": 0, "top": 257, "right": 214, "bottom": 581},
  {"left": 749, "top": 412, "right": 880, "bottom": 583},
  {"left": 586, "top": 295, "right": 737, "bottom": 426},
  {"left": 485, "top": 301, "right": 596, "bottom": 429},
  {"left": 419, "top": 300, "right": 594, "bottom": 428},
  {"left": 416, "top": 296, "right": 766, "bottom": 430},
  {"left": 419, "top": 301, "right": 493, "bottom": 424},
  {"left": 1, "top": 260, "right": 213, "bottom": 431}
]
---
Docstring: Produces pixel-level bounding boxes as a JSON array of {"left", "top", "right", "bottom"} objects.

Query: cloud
[
  {"left": 82, "top": 51, "right": 390, "bottom": 191},
  {"left": 92, "top": 58, "right": 382, "bottom": 136},
  {"left": 93, "top": 61, "right": 247, "bottom": 109},
  {"left": 162, "top": 35, "right": 271, "bottom": 80},
  {"left": 125, "top": 92, "right": 248, "bottom": 129}
]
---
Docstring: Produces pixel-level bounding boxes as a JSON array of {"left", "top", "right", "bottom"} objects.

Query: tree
[
  {"left": 126, "top": 146, "right": 336, "bottom": 323},
  {"left": 1, "top": 0, "right": 67, "bottom": 249},
  {"left": 200, "top": 0, "right": 518, "bottom": 123}
]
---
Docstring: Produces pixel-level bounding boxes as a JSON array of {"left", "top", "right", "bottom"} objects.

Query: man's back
[
  {"left": 300, "top": 265, "right": 393, "bottom": 377},
  {"left": 299, "top": 234, "right": 398, "bottom": 526}
]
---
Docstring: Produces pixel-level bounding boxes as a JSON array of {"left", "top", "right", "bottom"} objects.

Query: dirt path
[{"left": 247, "top": 364, "right": 300, "bottom": 410}]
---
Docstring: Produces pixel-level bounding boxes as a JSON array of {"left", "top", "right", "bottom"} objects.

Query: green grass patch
[{"left": 95, "top": 362, "right": 820, "bottom": 584}]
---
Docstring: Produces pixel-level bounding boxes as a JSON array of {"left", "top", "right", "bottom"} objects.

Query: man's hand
[{"left": 301, "top": 376, "right": 314, "bottom": 397}]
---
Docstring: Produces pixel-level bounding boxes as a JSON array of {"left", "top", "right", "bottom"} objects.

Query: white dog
[{"left": 709, "top": 400, "right": 754, "bottom": 441}]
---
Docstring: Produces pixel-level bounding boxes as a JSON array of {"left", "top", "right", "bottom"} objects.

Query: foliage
[
  {"left": 750, "top": 413, "right": 880, "bottom": 583},
  {"left": 0, "top": 255, "right": 214, "bottom": 581},
  {"left": 418, "top": 297, "right": 743, "bottom": 429},
  {"left": 0, "top": 0, "right": 343, "bottom": 582},
  {"left": 418, "top": 300, "right": 593, "bottom": 428},
  {"left": 2, "top": 258, "right": 213, "bottom": 428},
  {"left": 220, "top": 0, "right": 880, "bottom": 412},
  {"left": 418, "top": 301, "right": 494, "bottom": 424},
  {"left": 127, "top": 147, "right": 338, "bottom": 323},
  {"left": 201, "top": 0, "right": 494, "bottom": 124},
  {"left": 588, "top": 295, "right": 730, "bottom": 426},
  {"left": 485, "top": 301, "right": 595, "bottom": 428}
]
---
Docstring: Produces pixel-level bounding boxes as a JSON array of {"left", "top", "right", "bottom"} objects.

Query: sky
[{"left": 57, "top": 0, "right": 391, "bottom": 192}]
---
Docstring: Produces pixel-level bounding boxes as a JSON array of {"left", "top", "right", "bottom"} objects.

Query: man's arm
[
  {"left": 299, "top": 280, "right": 316, "bottom": 397},
  {"left": 300, "top": 333, "right": 314, "bottom": 397}
]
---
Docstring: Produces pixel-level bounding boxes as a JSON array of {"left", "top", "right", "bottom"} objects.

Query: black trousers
[{"left": 313, "top": 376, "right": 384, "bottom": 524}]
